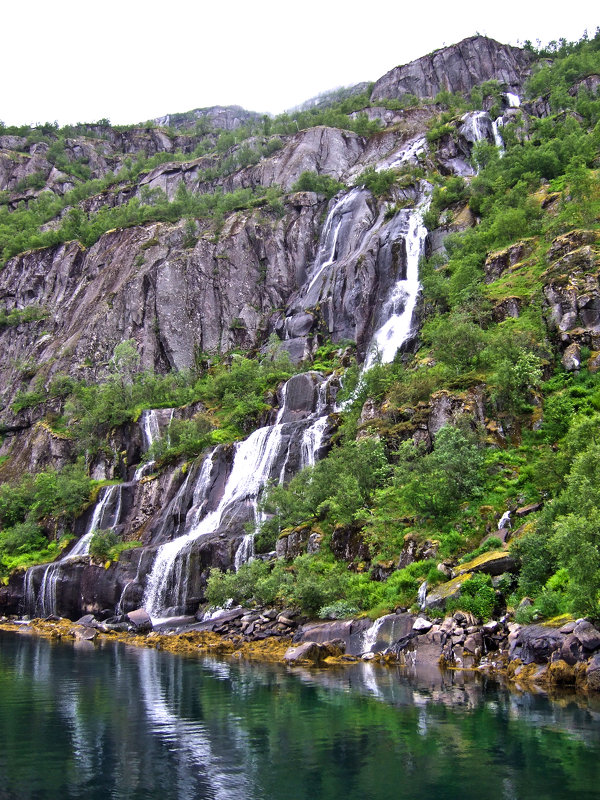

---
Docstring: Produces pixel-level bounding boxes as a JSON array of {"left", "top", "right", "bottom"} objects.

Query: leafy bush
[
  {"left": 447, "top": 573, "right": 496, "bottom": 621},
  {"left": 459, "top": 536, "right": 504, "bottom": 564},
  {"left": 354, "top": 167, "right": 397, "bottom": 197},
  {"left": 291, "top": 172, "right": 345, "bottom": 199},
  {"left": 318, "top": 600, "right": 359, "bottom": 619},
  {"left": 89, "top": 529, "right": 119, "bottom": 561}
]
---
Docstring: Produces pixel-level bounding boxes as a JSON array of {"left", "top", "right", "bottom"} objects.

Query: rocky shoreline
[{"left": 4, "top": 605, "right": 600, "bottom": 694}]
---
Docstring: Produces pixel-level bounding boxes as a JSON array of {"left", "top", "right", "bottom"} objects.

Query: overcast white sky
[{"left": 2, "top": 0, "right": 598, "bottom": 126}]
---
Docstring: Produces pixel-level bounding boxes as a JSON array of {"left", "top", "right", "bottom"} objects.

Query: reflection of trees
[{"left": 2, "top": 633, "right": 600, "bottom": 800}]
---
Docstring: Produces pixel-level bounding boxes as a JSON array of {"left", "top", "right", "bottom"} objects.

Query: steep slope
[
  {"left": 371, "top": 35, "right": 534, "bottom": 102},
  {"left": 0, "top": 32, "right": 599, "bottom": 644}
]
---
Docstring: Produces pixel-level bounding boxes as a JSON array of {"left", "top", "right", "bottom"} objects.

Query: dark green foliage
[
  {"left": 423, "top": 175, "right": 470, "bottom": 230},
  {"left": 260, "top": 437, "right": 389, "bottom": 533},
  {"left": 205, "top": 554, "right": 436, "bottom": 616},
  {"left": 447, "top": 573, "right": 496, "bottom": 620},
  {"left": 0, "top": 462, "right": 92, "bottom": 577},
  {"left": 398, "top": 425, "right": 485, "bottom": 521},
  {"left": 291, "top": 172, "right": 345, "bottom": 199},
  {"left": 89, "top": 529, "right": 119, "bottom": 561},
  {"left": 354, "top": 167, "right": 397, "bottom": 197}
]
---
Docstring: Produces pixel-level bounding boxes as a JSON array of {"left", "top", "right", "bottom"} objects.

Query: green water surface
[{"left": 0, "top": 630, "right": 599, "bottom": 799}]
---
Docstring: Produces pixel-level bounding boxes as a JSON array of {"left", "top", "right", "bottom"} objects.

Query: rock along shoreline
[{"left": 3, "top": 606, "right": 600, "bottom": 695}]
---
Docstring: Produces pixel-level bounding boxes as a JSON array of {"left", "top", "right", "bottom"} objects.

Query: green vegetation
[
  {"left": 200, "top": 32, "right": 600, "bottom": 621},
  {"left": 2, "top": 31, "right": 600, "bottom": 624},
  {"left": 88, "top": 529, "right": 141, "bottom": 563},
  {"left": 291, "top": 172, "right": 345, "bottom": 199},
  {"left": 0, "top": 463, "right": 91, "bottom": 576}
]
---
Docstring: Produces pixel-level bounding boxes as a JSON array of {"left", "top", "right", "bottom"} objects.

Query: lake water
[{"left": 1, "top": 630, "right": 600, "bottom": 800}]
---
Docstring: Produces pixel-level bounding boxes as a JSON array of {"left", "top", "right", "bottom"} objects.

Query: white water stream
[
  {"left": 363, "top": 194, "right": 430, "bottom": 370},
  {"left": 142, "top": 378, "right": 333, "bottom": 619},
  {"left": 25, "top": 483, "right": 123, "bottom": 616}
]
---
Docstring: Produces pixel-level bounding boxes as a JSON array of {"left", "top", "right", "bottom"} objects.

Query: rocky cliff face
[
  {"left": 0, "top": 34, "right": 565, "bottom": 623},
  {"left": 371, "top": 36, "right": 533, "bottom": 102},
  {"left": 154, "top": 105, "right": 263, "bottom": 132}
]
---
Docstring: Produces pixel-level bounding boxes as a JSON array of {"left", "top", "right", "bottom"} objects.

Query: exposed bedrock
[{"left": 371, "top": 36, "right": 533, "bottom": 102}]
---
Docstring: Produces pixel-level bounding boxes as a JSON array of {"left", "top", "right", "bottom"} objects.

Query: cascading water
[
  {"left": 134, "top": 408, "right": 174, "bottom": 480},
  {"left": 498, "top": 510, "right": 511, "bottom": 530},
  {"left": 140, "top": 138, "right": 439, "bottom": 621},
  {"left": 142, "top": 375, "right": 335, "bottom": 619},
  {"left": 460, "top": 111, "right": 492, "bottom": 144},
  {"left": 361, "top": 615, "right": 388, "bottom": 654},
  {"left": 304, "top": 187, "right": 364, "bottom": 296},
  {"left": 363, "top": 193, "right": 430, "bottom": 370},
  {"left": 24, "top": 483, "right": 123, "bottom": 617},
  {"left": 234, "top": 535, "right": 255, "bottom": 571}
]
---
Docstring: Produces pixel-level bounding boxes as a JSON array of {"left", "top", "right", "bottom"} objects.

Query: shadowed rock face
[{"left": 371, "top": 36, "right": 533, "bottom": 102}]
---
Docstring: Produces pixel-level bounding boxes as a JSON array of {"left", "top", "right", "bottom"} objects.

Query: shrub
[
  {"left": 291, "top": 172, "right": 345, "bottom": 199},
  {"left": 354, "top": 167, "right": 397, "bottom": 197},
  {"left": 89, "top": 529, "right": 119, "bottom": 561},
  {"left": 447, "top": 573, "right": 496, "bottom": 620},
  {"left": 318, "top": 600, "right": 359, "bottom": 619}
]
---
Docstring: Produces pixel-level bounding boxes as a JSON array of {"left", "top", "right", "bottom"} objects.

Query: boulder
[
  {"left": 454, "top": 550, "right": 517, "bottom": 577},
  {"left": 126, "top": 608, "right": 153, "bottom": 632},
  {"left": 423, "top": 573, "right": 473, "bottom": 610},
  {"left": 412, "top": 617, "right": 433, "bottom": 633},
  {"left": 71, "top": 625, "right": 98, "bottom": 642},
  {"left": 573, "top": 620, "right": 600, "bottom": 651},
  {"left": 283, "top": 641, "right": 326, "bottom": 664},
  {"left": 511, "top": 625, "right": 564, "bottom": 665},
  {"left": 586, "top": 653, "right": 600, "bottom": 691},
  {"left": 560, "top": 634, "right": 584, "bottom": 666},
  {"left": 484, "top": 239, "right": 535, "bottom": 282}
]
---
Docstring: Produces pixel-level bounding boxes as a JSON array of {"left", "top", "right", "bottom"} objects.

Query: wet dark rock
[
  {"left": 126, "top": 608, "right": 153, "bottom": 632},
  {"left": 284, "top": 641, "right": 327, "bottom": 664},
  {"left": 71, "top": 625, "right": 98, "bottom": 642},
  {"left": 560, "top": 634, "right": 585, "bottom": 665},
  {"left": 510, "top": 625, "right": 565, "bottom": 664},
  {"left": 586, "top": 653, "right": 600, "bottom": 690},
  {"left": 515, "top": 502, "right": 542, "bottom": 518}
]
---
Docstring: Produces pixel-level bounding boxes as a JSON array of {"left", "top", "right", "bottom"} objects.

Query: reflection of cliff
[{"left": 2, "top": 631, "right": 600, "bottom": 800}]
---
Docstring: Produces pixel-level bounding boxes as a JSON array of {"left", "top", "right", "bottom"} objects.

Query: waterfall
[
  {"left": 363, "top": 193, "right": 430, "bottom": 370},
  {"left": 24, "top": 483, "right": 123, "bottom": 617},
  {"left": 234, "top": 534, "right": 255, "bottom": 571},
  {"left": 134, "top": 408, "right": 174, "bottom": 480},
  {"left": 142, "top": 425, "right": 290, "bottom": 618},
  {"left": 142, "top": 375, "right": 335, "bottom": 619},
  {"left": 300, "top": 415, "right": 328, "bottom": 468},
  {"left": 460, "top": 111, "right": 492, "bottom": 144},
  {"left": 498, "top": 510, "right": 511, "bottom": 530},
  {"left": 305, "top": 188, "right": 363, "bottom": 294},
  {"left": 387, "top": 135, "right": 426, "bottom": 169},
  {"left": 491, "top": 119, "right": 505, "bottom": 152},
  {"left": 142, "top": 452, "right": 217, "bottom": 618},
  {"left": 505, "top": 93, "right": 521, "bottom": 108},
  {"left": 418, "top": 580, "right": 428, "bottom": 609},
  {"left": 361, "top": 615, "right": 389, "bottom": 654}
]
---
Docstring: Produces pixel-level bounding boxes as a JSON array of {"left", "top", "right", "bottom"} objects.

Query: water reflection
[{"left": 1, "top": 631, "right": 600, "bottom": 800}]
